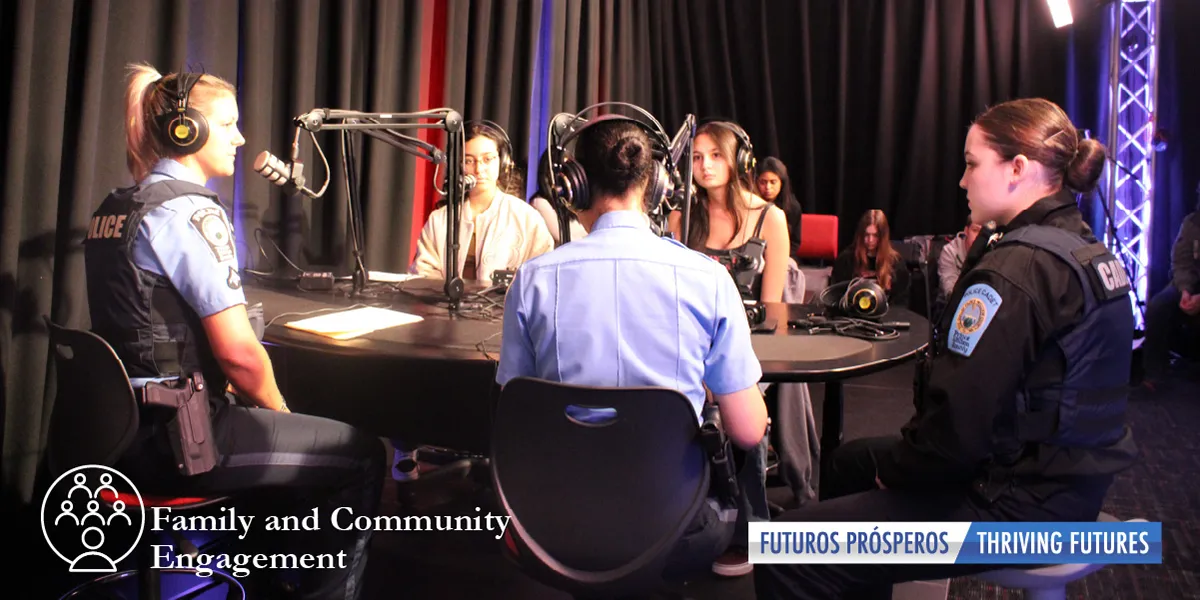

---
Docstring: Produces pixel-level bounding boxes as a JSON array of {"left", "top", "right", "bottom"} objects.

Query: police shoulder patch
[
  {"left": 189, "top": 206, "right": 236, "bottom": 264},
  {"left": 946, "top": 283, "right": 1003, "bottom": 357}
]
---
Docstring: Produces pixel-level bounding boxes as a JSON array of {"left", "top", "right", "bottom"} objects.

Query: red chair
[
  {"left": 45, "top": 319, "right": 245, "bottom": 600},
  {"left": 795, "top": 214, "right": 839, "bottom": 263}
]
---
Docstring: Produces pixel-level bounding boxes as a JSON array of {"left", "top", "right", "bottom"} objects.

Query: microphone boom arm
[{"left": 290, "top": 107, "right": 467, "bottom": 309}]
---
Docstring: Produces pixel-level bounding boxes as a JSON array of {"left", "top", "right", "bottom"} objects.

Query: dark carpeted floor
[
  {"left": 16, "top": 357, "right": 1197, "bottom": 599},
  {"left": 359, "top": 360, "right": 1199, "bottom": 600}
]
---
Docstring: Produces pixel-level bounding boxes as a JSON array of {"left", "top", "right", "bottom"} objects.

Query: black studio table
[{"left": 249, "top": 279, "right": 928, "bottom": 460}]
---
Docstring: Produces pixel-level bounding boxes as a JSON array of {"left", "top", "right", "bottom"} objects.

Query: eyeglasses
[{"left": 464, "top": 153, "right": 500, "bottom": 168}]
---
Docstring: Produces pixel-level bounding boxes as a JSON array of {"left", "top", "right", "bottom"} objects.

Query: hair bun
[
  {"left": 1064, "top": 138, "right": 1107, "bottom": 193},
  {"left": 603, "top": 136, "right": 645, "bottom": 186}
]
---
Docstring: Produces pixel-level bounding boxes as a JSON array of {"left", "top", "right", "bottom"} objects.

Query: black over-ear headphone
[
  {"left": 699, "top": 119, "right": 756, "bottom": 182},
  {"left": 818, "top": 278, "right": 890, "bottom": 319},
  {"left": 549, "top": 102, "right": 676, "bottom": 215},
  {"left": 466, "top": 119, "right": 515, "bottom": 184},
  {"left": 154, "top": 72, "right": 209, "bottom": 155}
]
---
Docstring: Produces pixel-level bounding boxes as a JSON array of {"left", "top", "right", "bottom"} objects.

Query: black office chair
[
  {"left": 44, "top": 318, "right": 245, "bottom": 599},
  {"left": 490, "top": 377, "right": 714, "bottom": 599}
]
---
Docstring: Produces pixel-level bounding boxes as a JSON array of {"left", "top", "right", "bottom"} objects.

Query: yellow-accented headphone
[
  {"left": 154, "top": 72, "right": 208, "bottom": 155},
  {"left": 819, "top": 278, "right": 890, "bottom": 319},
  {"left": 699, "top": 119, "right": 756, "bottom": 182}
]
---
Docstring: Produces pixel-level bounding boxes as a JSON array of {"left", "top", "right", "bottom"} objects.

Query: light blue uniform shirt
[
  {"left": 496, "top": 210, "right": 763, "bottom": 421},
  {"left": 128, "top": 159, "right": 245, "bottom": 387},
  {"left": 130, "top": 158, "right": 246, "bottom": 317}
]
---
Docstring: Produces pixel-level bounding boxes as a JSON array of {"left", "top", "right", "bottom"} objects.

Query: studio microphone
[{"left": 253, "top": 150, "right": 312, "bottom": 198}]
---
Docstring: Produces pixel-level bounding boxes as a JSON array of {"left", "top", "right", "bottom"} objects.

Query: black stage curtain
[
  {"left": 443, "top": 0, "right": 544, "bottom": 194},
  {"left": 640, "top": 0, "right": 1071, "bottom": 243},
  {"left": 1147, "top": 0, "right": 1200, "bottom": 296}
]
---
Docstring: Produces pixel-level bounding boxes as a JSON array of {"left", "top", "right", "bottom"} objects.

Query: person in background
[
  {"left": 757, "top": 157, "right": 803, "bottom": 259},
  {"left": 529, "top": 148, "right": 588, "bottom": 246},
  {"left": 831, "top": 209, "right": 911, "bottom": 306},
  {"left": 411, "top": 120, "right": 553, "bottom": 284},
  {"left": 668, "top": 121, "right": 790, "bottom": 304},
  {"left": 937, "top": 219, "right": 984, "bottom": 303},
  {"left": 1142, "top": 186, "right": 1200, "bottom": 390}
]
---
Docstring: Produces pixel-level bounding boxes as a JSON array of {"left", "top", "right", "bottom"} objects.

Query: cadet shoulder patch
[
  {"left": 947, "top": 283, "right": 1003, "bottom": 357},
  {"left": 189, "top": 206, "right": 236, "bottom": 264}
]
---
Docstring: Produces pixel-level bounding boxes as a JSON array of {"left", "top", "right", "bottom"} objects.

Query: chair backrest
[
  {"left": 490, "top": 377, "right": 711, "bottom": 596},
  {"left": 44, "top": 318, "right": 140, "bottom": 478},
  {"left": 796, "top": 214, "right": 838, "bottom": 261}
]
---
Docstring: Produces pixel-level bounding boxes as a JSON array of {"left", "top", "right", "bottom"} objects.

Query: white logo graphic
[{"left": 40, "top": 465, "right": 145, "bottom": 573}]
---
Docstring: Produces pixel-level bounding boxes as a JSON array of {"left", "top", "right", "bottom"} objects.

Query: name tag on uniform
[{"left": 947, "top": 283, "right": 1003, "bottom": 358}]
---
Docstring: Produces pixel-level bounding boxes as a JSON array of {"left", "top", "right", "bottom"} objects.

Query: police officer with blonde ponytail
[{"left": 84, "top": 63, "right": 385, "bottom": 599}]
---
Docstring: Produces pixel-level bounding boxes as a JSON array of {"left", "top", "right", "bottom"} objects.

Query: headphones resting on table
[{"left": 818, "top": 278, "right": 890, "bottom": 320}]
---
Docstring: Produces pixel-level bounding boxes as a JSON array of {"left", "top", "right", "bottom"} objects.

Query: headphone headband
[
  {"left": 155, "top": 70, "right": 209, "bottom": 155},
  {"left": 466, "top": 119, "right": 513, "bottom": 157},
  {"left": 548, "top": 102, "right": 676, "bottom": 217},
  {"left": 558, "top": 102, "right": 673, "bottom": 161}
]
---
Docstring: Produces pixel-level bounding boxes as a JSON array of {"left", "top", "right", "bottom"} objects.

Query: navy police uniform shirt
[
  {"left": 875, "top": 192, "right": 1137, "bottom": 488},
  {"left": 130, "top": 158, "right": 246, "bottom": 318}
]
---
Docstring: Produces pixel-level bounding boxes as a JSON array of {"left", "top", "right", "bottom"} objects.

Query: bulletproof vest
[
  {"left": 995, "top": 225, "right": 1133, "bottom": 448},
  {"left": 83, "top": 180, "right": 229, "bottom": 392}
]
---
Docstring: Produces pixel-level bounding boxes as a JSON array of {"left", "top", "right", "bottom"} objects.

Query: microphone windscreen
[{"left": 253, "top": 150, "right": 290, "bottom": 186}]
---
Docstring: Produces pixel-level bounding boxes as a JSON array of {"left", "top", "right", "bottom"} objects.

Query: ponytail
[
  {"left": 122, "top": 62, "right": 238, "bottom": 182},
  {"left": 125, "top": 63, "right": 164, "bottom": 183}
]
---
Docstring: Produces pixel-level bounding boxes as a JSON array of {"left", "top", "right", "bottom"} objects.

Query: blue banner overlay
[{"left": 748, "top": 522, "right": 1162, "bottom": 565}]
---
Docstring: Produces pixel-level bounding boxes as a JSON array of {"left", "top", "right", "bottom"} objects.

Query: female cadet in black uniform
[{"left": 754, "top": 98, "right": 1139, "bottom": 599}]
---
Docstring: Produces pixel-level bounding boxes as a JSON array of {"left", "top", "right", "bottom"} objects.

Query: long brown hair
[
  {"left": 124, "top": 63, "right": 237, "bottom": 182},
  {"left": 972, "top": 98, "right": 1107, "bottom": 193},
  {"left": 685, "top": 122, "right": 756, "bottom": 250},
  {"left": 853, "top": 209, "right": 898, "bottom": 291}
]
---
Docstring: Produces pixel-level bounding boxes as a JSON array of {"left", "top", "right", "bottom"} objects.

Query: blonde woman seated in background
[
  {"left": 530, "top": 148, "right": 588, "bottom": 246},
  {"left": 411, "top": 120, "right": 553, "bottom": 283}
]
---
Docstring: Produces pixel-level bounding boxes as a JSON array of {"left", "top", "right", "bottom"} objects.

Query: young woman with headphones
[
  {"left": 411, "top": 120, "right": 554, "bottom": 284},
  {"left": 667, "top": 121, "right": 790, "bottom": 303}
]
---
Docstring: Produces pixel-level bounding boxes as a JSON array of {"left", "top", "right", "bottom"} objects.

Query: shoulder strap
[
  {"left": 134, "top": 180, "right": 221, "bottom": 211},
  {"left": 995, "top": 225, "right": 1131, "bottom": 312},
  {"left": 752, "top": 206, "right": 769, "bottom": 238}
]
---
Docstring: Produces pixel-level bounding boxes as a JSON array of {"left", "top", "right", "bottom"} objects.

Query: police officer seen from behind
[
  {"left": 755, "top": 98, "right": 1138, "bottom": 599},
  {"left": 84, "top": 63, "right": 385, "bottom": 600},
  {"left": 497, "top": 113, "right": 770, "bottom": 578}
]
